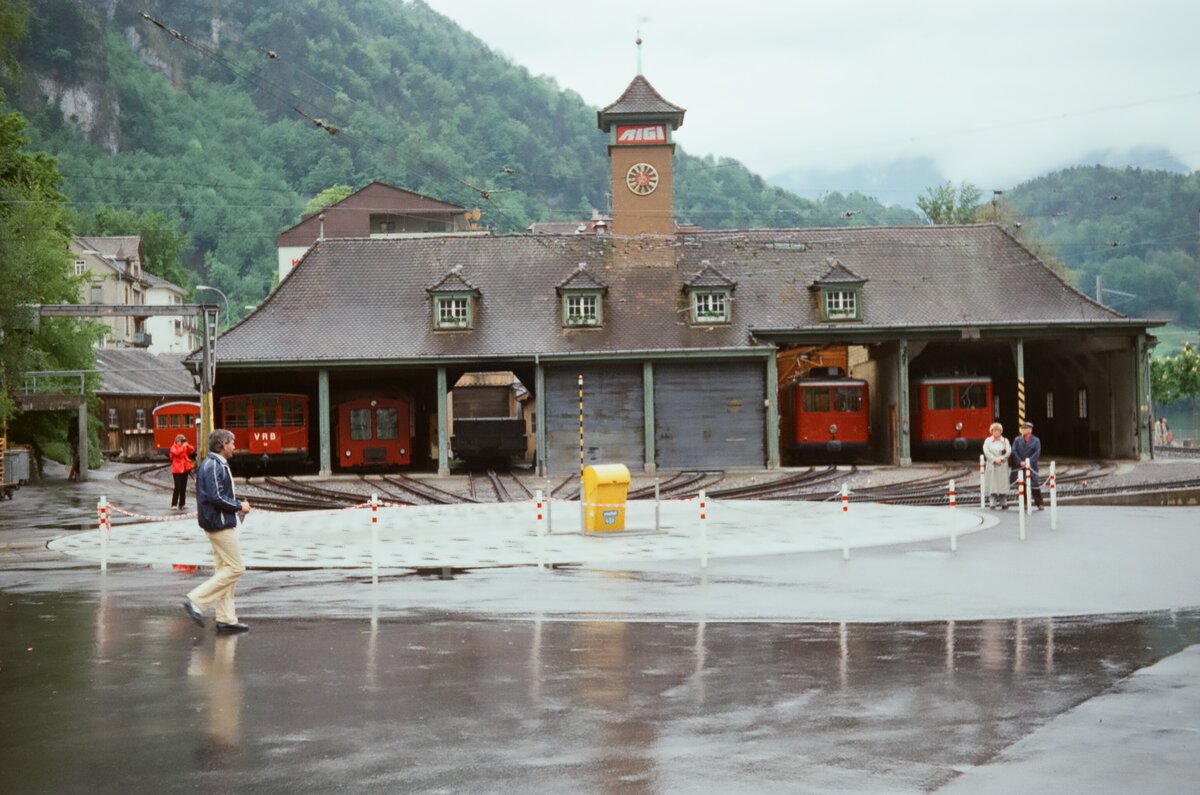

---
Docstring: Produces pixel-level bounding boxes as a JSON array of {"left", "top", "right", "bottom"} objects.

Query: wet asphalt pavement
[{"left": 2, "top": 465, "right": 1198, "bottom": 793}]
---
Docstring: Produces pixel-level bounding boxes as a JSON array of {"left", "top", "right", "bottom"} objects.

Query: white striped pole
[
  {"left": 698, "top": 489, "right": 708, "bottom": 569},
  {"left": 1017, "top": 476, "right": 1026, "bottom": 541},
  {"left": 948, "top": 478, "right": 958, "bottom": 551},
  {"left": 578, "top": 374, "right": 585, "bottom": 533},
  {"left": 654, "top": 478, "right": 661, "bottom": 534},
  {"left": 370, "top": 493, "right": 379, "bottom": 585},
  {"left": 948, "top": 478, "right": 956, "bottom": 508},
  {"left": 98, "top": 496, "right": 109, "bottom": 573},
  {"left": 1049, "top": 461, "right": 1057, "bottom": 530},
  {"left": 535, "top": 489, "right": 545, "bottom": 570},
  {"left": 978, "top": 454, "right": 986, "bottom": 508},
  {"left": 544, "top": 479, "right": 553, "bottom": 535},
  {"left": 1024, "top": 460, "right": 1033, "bottom": 515},
  {"left": 841, "top": 484, "right": 850, "bottom": 560}
]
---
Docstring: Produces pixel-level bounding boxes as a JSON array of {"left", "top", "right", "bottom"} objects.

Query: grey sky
[{"left": 421, "top": 0, "right": 1200, "bottom": 198}]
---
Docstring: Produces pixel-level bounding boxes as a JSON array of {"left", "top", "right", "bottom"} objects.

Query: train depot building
[{"left": 196, "top": 74, "right": 1157, "bottom": 475}]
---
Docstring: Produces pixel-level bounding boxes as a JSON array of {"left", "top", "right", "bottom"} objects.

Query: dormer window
[
  {"left": 811, "top": 258, "right": 866, "bottom": 323},
  {"left": 557, "top": 263, "right": 607, "bottom": 329},
  {"left": 435, "top": 295, "right": 472, "bottom": 329},
  {"left": 427, "top": 268, "right": 481, "bottom": 331},
  {"left": 823, "top": 289, "right": 858, "bottom": 321},
  {"left": 564, "top": 293, "right": 601, "bottom": 327},
  {"left": 691, "top": 290, "right": 730, "bottom": 324},
  {"left": 683, "top": 262, "right": 736, "bottom": 326}
]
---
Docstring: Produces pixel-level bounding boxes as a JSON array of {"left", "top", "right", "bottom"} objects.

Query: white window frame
[
  {"left": 823, "top": 289, "right": 858, "bottom": 321},
  {"left": 74, "top": 259, "right": 87, "bottom": 277},
  {"left": 563, "top": 293, "right": 600, "bottom": 326},
  {"left": 691, "top": 290, "right": 730, "bottom": 324},
  {"left": 435, "top": 295, "right": 472, "bottom": 329}
]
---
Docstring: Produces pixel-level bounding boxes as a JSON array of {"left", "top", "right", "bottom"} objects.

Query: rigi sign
[{"left": 615, "top": 125, "right": 668, "bottom": 144}]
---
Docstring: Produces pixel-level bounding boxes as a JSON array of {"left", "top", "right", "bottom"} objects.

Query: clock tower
[{"left": 598, "top": 74, "right": 686, "bottom": 245}]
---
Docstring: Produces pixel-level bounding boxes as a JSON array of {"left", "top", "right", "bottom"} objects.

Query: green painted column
[
  {"left": 898, "top": 339, "right": 911, "bottom": 466},
  {"left": 437, "top": 366, "right": 449, "bottom": 476},
  {"left": 1136, "top": 333, "right": 1150, "bottom": 459},
  {"left": 318, "top": 368, "right": 331, "bottom": 476},
  {"left": 535, "top": 361, "right": 547, "bottom": 476},
  {"left": 765, "top": 353, "right": 780, "bottom": 469},
  {"left": 642, "top": 361, "right": 656, "bottom": 473}
]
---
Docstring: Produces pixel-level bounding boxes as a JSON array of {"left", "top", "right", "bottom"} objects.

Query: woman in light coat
[{"left": 982, "top": 422, "right": 1012, "bottom": 509}]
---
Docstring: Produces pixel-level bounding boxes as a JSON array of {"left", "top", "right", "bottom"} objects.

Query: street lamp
[{"left": 195, "top": 285, "right": 230, "bottom": 330}]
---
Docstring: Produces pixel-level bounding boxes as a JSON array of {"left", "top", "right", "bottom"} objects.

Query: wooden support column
[
  {"left": 76, "top": 400, "right": 89, "bottom": 483},
  {"left": 1136, "top": 333, "right": 1151, "bottom": 459},
  {"left": 642, "top": 361, "right": 656, "bottom": 474},
  {"left": 898, "top": 338, "right": 911, "bottom": 466},
  {"left": 318, "top": 368, "right": 331, "bottom": 477},
  {"left": 535, "top": 361, "right": 547, "bottom": 476},
  {"left": 437, "top": 366, "right": 449, "bottom": 476},
  {"left": 766, "top": 352, "right": 780, "bottom": 469}
]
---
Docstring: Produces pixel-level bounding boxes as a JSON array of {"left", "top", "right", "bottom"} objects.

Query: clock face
[{"left": 625, "top": 162, "right": 660, "bottom": 196}]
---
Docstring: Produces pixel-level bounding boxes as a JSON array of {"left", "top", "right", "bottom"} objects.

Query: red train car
[
  {"left": 152, "top": 401, "right": 200, "bottom": 451},
  {"left": 912, "top": 376, "right": 994, "bottom": 455},
  {"left": 787, "top": 377, "right": 870, "bottom": 456},
  {"left": 335, "top": 397, "right": 411, "bottom": 468},
  {"left": 220, "top": 393, "right": 309, "bottom": 464}
]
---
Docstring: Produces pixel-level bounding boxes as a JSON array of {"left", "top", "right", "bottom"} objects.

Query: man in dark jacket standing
[
  {"left": 182, "top": 428, "right": 252, "bottom": 633},
  {"left": 1011, "top": 421, "right": 1045, "bottom": 511}
]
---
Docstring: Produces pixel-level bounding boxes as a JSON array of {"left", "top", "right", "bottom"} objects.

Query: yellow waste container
[{"left": 582, "top": 464, "right": 631, "bottom": 532}]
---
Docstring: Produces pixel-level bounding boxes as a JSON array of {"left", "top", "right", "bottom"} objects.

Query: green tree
[
  {"left": 81, "top": 206, "right": 190, "bottom": 287},
  {"left": 917, "top": 181, "right": 982, "bottom": 225},
  {"left": 304, "top": 183, "right": 354, "bottom": 216}
]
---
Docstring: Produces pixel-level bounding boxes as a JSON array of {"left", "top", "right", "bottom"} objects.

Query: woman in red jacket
[{"left": 168, "top": 433, "right": 196, "bottom": 510}]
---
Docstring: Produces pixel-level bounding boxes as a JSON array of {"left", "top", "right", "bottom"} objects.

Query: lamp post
[{"left": 194, "top": 285, "right": 230, "bottom": 330}]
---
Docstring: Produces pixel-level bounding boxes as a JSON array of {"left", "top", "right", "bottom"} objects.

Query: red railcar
[
  {"left": 335, "top": 397, "right": 411, "bottom": 468},
  {"left": 787, "top": 377, "right": 870, "bottom": 456},
  {"left": 220, "top": 393, "right": 309, "bottom": 464},
  {"left": 911, "top": 376, "right": 994, "bottom": 455},
  {"left": 152, "top": 401, "right": 201, "bottom": 451}
]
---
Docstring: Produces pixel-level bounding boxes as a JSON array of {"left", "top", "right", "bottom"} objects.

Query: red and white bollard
[
  {"left": 1024, "top": 460, "right": 1033, "bottom": 515},
  {"left": 948, "top": 479, "right": 957, "bottom": 508},
  {"left": 698, "top": 489, "right": 708, "bottom": 569},
  {"left": 370, "top": 493, "right": 380, "bottom": 585},
  {"left": 1017, "top": 476, "right": 1026, "bottom": 541},
  {"left": 978, "top": 454, "right": 986, "bottom": 508},
  {"left": 1049, "top": 460, "right": 1057, "bottom": 530},
  {"left": 948, "top": 479, "right": 958, "bottom": 551},
  {"left": 841, "top": 484, "right": 850, "bottom": 560},
  {"left": 98, "top": 496, "right": 110, "bottom": 573},
  {"left": 534, "top": 489, "right": 546, "bottom": 570}
]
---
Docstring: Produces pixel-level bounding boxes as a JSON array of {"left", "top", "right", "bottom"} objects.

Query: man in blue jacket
[
  {"left": 182, "top": 428, "right": 252, "bottom": 633},
  {"left": 1011, "top": 421, "right": 1045, "bottom": 511}
]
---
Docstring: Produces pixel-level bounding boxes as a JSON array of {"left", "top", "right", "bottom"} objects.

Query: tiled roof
[
  {"left": 76, "top": 235, "right": 141, "bottom": 262},
  {"left": 556, "top": 264, "right": 608, "bottom": 293},
  {"left": 598, "top": 75, "right": 686, "bottom": 130},
  {"left": 427, "top": 269, "right": 480, "bottom": 294},
  {"left": 813, "top": 258, "right": 865, "bottom": 285},
  {"left": 203, "top": 226, "right": 1135, "bottom": 366},
  {"left": 94, "top": 349, "right": 197, "bottom": 396},
  {"left": 142, "top": 271, "right": 185, "bottom": 292},
  {"left": 684, "top": 263, "right": 736, "bottom": 290}
]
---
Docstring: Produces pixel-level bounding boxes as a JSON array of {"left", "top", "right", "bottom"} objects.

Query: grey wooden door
[
  {"left": 654, "top": 361, "right": 765, "bottom": 470},
  {"left": 544, "top": 365, "right": 644, "bottom": 475}
]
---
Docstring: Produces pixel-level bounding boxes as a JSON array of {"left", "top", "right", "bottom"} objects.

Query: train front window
[
  {"left": 281, "top": 400, "right": 305, "bottom": 427},
  {"left": 834, "top": 387, "right": 862, "bottom": 412},
  {"left": 959, "top": 384, "right": 987, "bottom": 409},
  {"left": 376, "top": 408, "right": 399, "bottom": 440},
  {"left": 252, "top": 400, "right": 277, "bottom": 428},
  {"left": 927, "top": 385, "right": 954, "bottom": 410},
  {"left": 802, "top": 389, "right": 832, "bottom": 412},
  {"left": 349, "top": 409, "right": 371, "bottom": 441}
]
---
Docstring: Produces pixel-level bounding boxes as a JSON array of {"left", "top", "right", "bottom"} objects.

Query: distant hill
[{"left": 1, "top": 0, "right": 919, "bottom": 316}]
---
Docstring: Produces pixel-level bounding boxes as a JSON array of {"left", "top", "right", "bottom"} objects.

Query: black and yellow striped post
[
  {"left": 578, "top": 374, "right": 585, "bottom": 531},
  {"left": 1016, "top": 339, "right": 1026, "bottom": 428}
]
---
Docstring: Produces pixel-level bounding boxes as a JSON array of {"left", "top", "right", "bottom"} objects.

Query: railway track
[{"left": 117, "top": 463, "right": 172, "bottom": 492}]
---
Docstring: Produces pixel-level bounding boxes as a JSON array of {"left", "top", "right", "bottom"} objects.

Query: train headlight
[
  {"left": 955, "top": 421, "right": 963, "bottom": 432},
  {"left": 345, "top": 450, "right": 351, "bottom": 457},
  {"left": 829, "top": 423, "right": 838, "bottom": 436}
]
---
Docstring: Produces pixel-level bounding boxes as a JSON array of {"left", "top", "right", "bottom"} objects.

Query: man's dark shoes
[
  {"left": 216, "top": 622, "right": 250, "bottom": 634},
  {"left": 182, "top": 600, "right": 205, "bottom": 627}
]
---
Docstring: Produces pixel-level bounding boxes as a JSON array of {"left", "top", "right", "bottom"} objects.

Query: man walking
[
  {"left": 1011, "top": 421, "right": 1045, "bottom": 511},
  {"left": 182, "top": 429, "right": 251, "bottom": 634}
]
